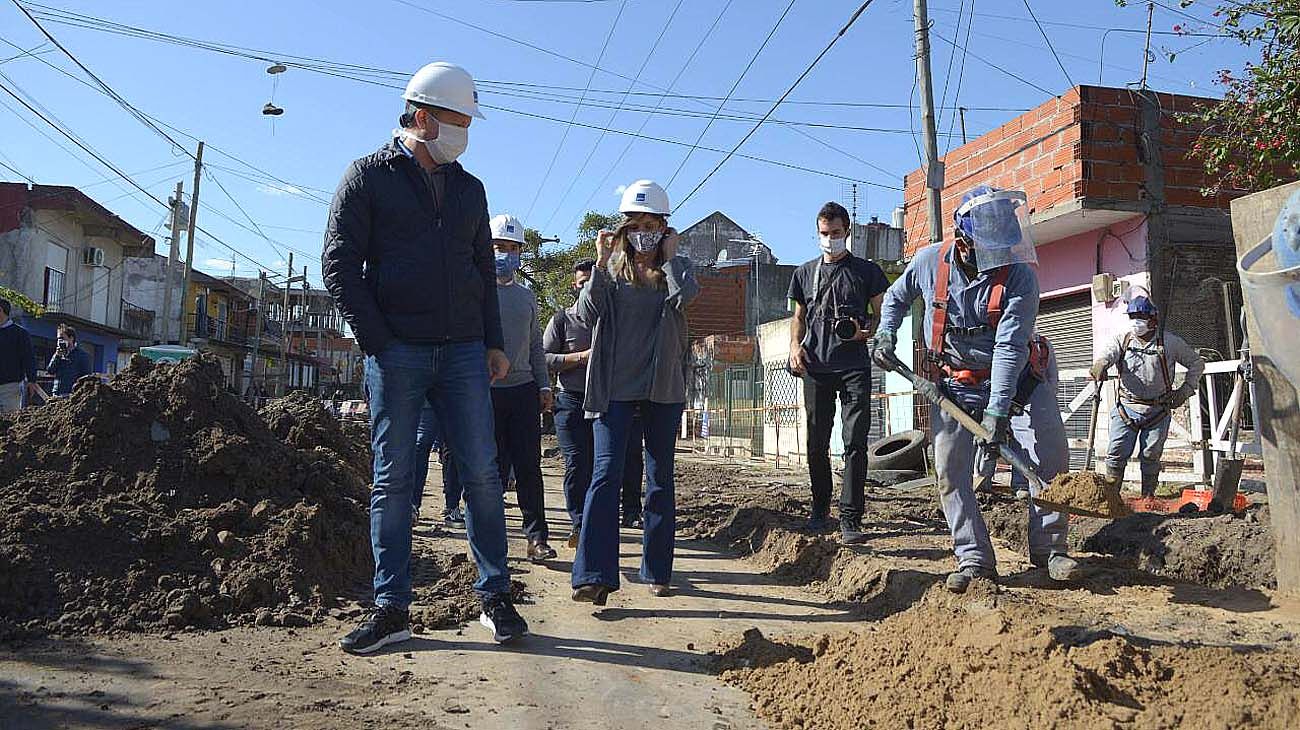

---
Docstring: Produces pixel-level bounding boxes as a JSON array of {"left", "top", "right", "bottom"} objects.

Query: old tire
[
  {"left": 865, "top": 469, "right": 925, "bottom": 487},
  {"left": 867, "top": 430, "right": 927, "bottom": 471}
]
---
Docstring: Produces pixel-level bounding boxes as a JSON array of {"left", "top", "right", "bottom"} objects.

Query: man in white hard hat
[
  {"left": 324, "top": 61, "right": 528, "bottom": 654},
  {"left": 488, "top": 213, "right": 557, "bottom": 563}
]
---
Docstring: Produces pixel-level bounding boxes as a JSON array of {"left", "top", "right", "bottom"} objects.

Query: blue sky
[{"left": 0, "top": 0, "right": 1252, "bottom": 287}]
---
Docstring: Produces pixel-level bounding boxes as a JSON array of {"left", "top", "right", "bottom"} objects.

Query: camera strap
[{"left": 810, "top": 259, "right": 853, "bottom": 320}]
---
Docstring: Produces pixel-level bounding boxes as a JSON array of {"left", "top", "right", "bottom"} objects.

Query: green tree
[
  {"left": 522, "top": 210, "right": 620, "bottom": 330},
  {"left": 1120, "top": 1, "right": 1300, "bottom": 193},
  {"left": 0, "top": 284, "right": 44, "bottom": 318}
]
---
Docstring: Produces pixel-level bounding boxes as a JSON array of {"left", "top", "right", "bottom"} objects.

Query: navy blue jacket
[
  {"left": 0, "top": 321, "right": 36, "bottom": 386},
  {"left": 322, "top": 139, "right": 503, "bottom": 356},
  {"left": 48, "top": 346, "right": 92, "bottom": 396}
]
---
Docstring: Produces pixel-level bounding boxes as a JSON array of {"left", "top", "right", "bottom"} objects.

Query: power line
[
  {"left": 674, "top": 0, "right": 878, "bottom": 212},
  {"left": 523, "top": 0, "right": 628, "bottom": 220},
  {"left": 929, "top": 28, "right": 1057, "bottom": 97},
  {"left": 1022, "top": 0, "right": 1075, "bottom": 89},
  {"left": 561, "top": 0, "right": 735, "bottom": 232},
  {"left": 666, "top": 0, "right": 797, "bottom": 188},
  {"left": 538, "top": 0, "right": 684, "bottom": 231},
  {"left": 935, "top": 0, "right": 967, "bottom": 135},
  {"left": 943, "top": 0, "right": 976, "bottom": 153},
  {"left": 0, "top": 76, "right": 279, "bottom": 274}
]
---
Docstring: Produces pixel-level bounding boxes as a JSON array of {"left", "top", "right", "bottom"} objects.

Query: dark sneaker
[
  {"left": 839, "top": 517, "right": 869, "bottom": 545},
  {"left": 479, "top": 594, "right": 528, "bottom": 644},
  {"left": 339, "top": 605, "right": 411, "bottom": 655},
  {"left": 805, "top": 514, "right": 833, "bottom": 531},
  {"left": 527, "top": 540, "right": 557, "bottom": 563},
  {"left": 945, "top": 565, "right": 998, "bottom": 594},
  {"left": 621, "top": 514, "right": 644, "bottom": 529},
  {"left": 443, "top": 507, "right": 465, "bottom": 527}
]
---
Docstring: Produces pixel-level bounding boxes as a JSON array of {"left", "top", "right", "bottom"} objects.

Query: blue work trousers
[
  {"left": 1104, "top": 405, "right": 1171, "bottom": 484},
  {"left": 365, "top": 340, "right": 510, "bottom": 607},
  {"left": 555, "top": 390, "right": 593, "bottom": 529},
  {"left": 932, "top": 377, "right": 1069, "bottom": 570},
  {"left": 572, "top": 400, "right": 684, "bottom": 590},
  {"left": 413, "top": 404, "right": 462, "bottom": 512}
]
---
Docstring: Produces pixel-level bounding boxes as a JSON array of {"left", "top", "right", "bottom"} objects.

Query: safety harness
[
  {"left": 1115, "top": 332, "right": 1173, "bottom": 429},
  {"left": 924, "top": 238, "right": 1011, "bottom": 385}
]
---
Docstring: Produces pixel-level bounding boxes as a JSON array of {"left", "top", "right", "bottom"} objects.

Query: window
[{"left": 43, "top": 267, "right": 66, "bottom": 313}]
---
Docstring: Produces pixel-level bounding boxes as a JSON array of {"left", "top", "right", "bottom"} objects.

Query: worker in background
[
  {"left": 787, "top": 201, "right": 890, "bottom": 544},
  {"left": 489, "top": 213, "right": 556, "bottom": 563},
  {"left": 544, "top": 260, "right": 595, "bottom": 549},
  {"left": 1090, "top": 295, "right": 1205, "bottom": 506},
  {"left": 571, "top": 180, "right": 699, "bottom": 605},
  {"left": 872, "top": 185, "right": 1077, "bottom": 593},
  {"left": 0, "top": 298, "right": 38, "bottom": 412},
  {"left": 323, "top": 61, "right": 527, "bottom": 653},
  {"left": 411, "top": 402, "right": 463, "bottom": 527},
  {"left": 48, "top": 324, "right": 92, "bottom": 397}
]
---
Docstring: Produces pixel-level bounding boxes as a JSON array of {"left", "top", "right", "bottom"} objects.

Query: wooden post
[{"left": 1231, "top": 180, "right": 1300, "bottom": 593}]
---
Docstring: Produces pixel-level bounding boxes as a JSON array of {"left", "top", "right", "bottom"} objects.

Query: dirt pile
[
  {"left": 717, "top": 592, "right": 1300, "bottom": 730},
  {"left": 1038, "top": 471, "right": 1130, "bottom": 518},
  {"left": 407, "top": 546, "right": 528, "bottom": 633},
  {"left": 0, "top": 355, "right": 372, "bottom": 637}
]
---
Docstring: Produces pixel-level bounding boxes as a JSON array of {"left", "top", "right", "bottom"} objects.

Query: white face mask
[
  {"left": 819, "top": 234, "right": 847, "bottom": 254},
  {"left": 628, "top": 231, "right": 662, "bottom": 253},
  {"left": 400, "top": 118, "right": 469, "bottom": 165},
  {"left": 1131, "top": 319, "right": 1153, "bottom": 337}
]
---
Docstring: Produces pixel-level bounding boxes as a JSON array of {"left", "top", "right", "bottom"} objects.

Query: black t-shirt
[{"left": 788, "top": 253, "right": 890, "bottom": 373}]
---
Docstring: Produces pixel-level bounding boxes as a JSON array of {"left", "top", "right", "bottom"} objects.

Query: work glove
[
  {"left": 869, "top": 330, "right": 897, "bottom": 368},
  {"left": 1165, "top": 383, "right": 1195, "bottom": 409},
  {"left": 979, "top": 410, "right": 1010, "bottom": 455},
  {"left": 1088, "top": 359, "right": 1109, "bottom": 382}
]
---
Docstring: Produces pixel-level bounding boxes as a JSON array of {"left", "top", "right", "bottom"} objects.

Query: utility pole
[
  {"left": 161, "top": 181, "right": 183, "bottom": 344},
  {"left": 959, "top": 107, "right": 968, "bottom": 145},
  {"left": 850, "top": 183, "right": 859, "bottom": 228},
  {"left": 180, "top": 141, "right": 205, "bottom": 344},
  {"left": 281, "top": 252, "right": 293, "bottom": 393},
  {"left": 249, "top": 271, "right": 266, "bottom": 400},
  {"left": 1140, "top": 2, "right": 1155, "bottom": 90},
  {"left": 913, "top": 0, "right": 945, "bottom": 245}
]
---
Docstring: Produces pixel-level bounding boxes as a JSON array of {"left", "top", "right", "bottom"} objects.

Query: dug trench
[{"left": 672, "top": 459, "right": 1300, "bottom": 729}]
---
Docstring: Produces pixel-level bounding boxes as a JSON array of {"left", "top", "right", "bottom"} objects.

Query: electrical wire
[
  {"left": 666, "top": 0, "right": 798, "bottom": 189},
  {"left": 538, "top": 0, "right": 684, "bottom": 231},
  {"left": 935, "top": 0, "right": 966, "bottom": 135},
  {"left": 929, "top": 28, "right": 1057, "bottom": 97},
  {"left": 942, "top": 0, "right": 975, "bottom": 153},
  {"left": 1022, "top": 0, "right": 1075, "bottom": 89},
  {"left": 673, "top": 0, "right": 878, "bottom": 212},
  {"left": 522, "top": 0, "right": 628, "bottom": 220}
]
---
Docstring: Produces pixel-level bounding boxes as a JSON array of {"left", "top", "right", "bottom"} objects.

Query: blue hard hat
[
  {"left": 1273, "top": 188, "right": 1300, "bottom": 270},
  {"left": 1126, "top": 295, "right": 1158, "bottom": 316},
  {"left": 953, "top": 185, "right": 995, "bottom": 237},
  {"left": 954, "top": 185, "right": 1022, "bottom": 247}
]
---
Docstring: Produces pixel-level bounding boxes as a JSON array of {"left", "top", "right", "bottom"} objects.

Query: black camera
[{"left": 831, "top": 306, "right": 862, "bottom": 341}]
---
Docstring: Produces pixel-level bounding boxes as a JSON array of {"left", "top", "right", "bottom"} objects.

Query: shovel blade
[{"left": 1209, "top": 457, "right": 1245, "bottom": 512}]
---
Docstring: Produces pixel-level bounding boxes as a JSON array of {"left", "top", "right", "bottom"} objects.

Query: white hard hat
[
  {"left": 404, "top": 62, "right": 485, "bottom": 120},
  {"left": 619, "top": 180, "right": 670, "bottom": 216},
  {"left": 489, "top": 214, "right": 526, "bottom": 245}
]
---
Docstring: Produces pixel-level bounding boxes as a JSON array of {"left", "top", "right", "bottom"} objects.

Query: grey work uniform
[
  {"left": 1096, "top": 331, "right": 1204, "bottom": 490},
  {"left": 879, "top": 242, "right": 1069, "bottom": 569}
]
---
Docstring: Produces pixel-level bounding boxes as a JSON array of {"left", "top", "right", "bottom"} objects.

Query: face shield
[
  {"left": 1239, "top": 233, "right": 1300, "bottom": 384},
  {"left": 954, "top": 189, "right": 1037, "bottom": 273}
]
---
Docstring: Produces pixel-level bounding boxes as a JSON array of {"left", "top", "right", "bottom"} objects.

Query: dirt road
[{"left": 3, "top": 452, "right": 1299, "bottom": 729}]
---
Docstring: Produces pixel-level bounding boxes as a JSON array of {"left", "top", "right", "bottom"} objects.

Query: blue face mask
[{"left": 495, "top": 250, "right": 520, "bottom": 278}]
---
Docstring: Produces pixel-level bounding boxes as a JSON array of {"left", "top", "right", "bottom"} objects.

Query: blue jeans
[
  {"left": 1104, "top": 405, "right": 1171, "bottom": 483},
  {"left": 572, "top": 400, "right": 684, "bottom": 590},
  {"left": 554, "top": 390, "right": 593, "bottom": 529},
  {"left": 931, "top": 378, "right": 1069, "bottom": 570},
  {"left": 413, "top": 404, "right": 462, "bottom": 512},
  {"left": 365, "top": 340, "right": 510, "bottom": 607}
]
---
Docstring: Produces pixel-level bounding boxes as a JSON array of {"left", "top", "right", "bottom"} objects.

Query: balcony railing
[
  {"left": 189, "top": 314, "right": 249, "bottom": 345},
  {"left": 120, "top": 299, "right": 155, "bottom": 340}
]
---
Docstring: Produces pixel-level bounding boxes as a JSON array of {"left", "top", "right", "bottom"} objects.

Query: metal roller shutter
[{"left": 1036, "top": 291, "right": 1093, "bottom": 371}]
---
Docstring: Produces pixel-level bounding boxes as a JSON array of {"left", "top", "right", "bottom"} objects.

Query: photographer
[
  {"left": 787, "top": 202, "right": 889, "bottom": 544},
  {"left": 48, "top": 324, "right": 92, "bottom": 398}
]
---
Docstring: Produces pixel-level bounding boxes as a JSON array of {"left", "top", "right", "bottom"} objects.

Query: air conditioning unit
[{"left": 83, "top": 247, "right": 105, "bottom": 267}]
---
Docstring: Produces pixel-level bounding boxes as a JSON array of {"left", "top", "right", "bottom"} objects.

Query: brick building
[{"left": 902, "top": 84, "right": 1246, "bottom": 373}]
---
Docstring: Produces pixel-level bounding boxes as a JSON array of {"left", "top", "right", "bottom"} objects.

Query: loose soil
[
  {"left": 0, "top": 355, "right": 376, "bottom": 637},
  {"left": 716, "top": 589, "right": 1300, "bottom": 730},
  {"left": 1038, "top": 470, "right": 1131, "bottom": 518}
]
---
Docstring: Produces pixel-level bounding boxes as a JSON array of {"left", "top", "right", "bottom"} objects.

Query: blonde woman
[{"left": 571, "top": 180, "right": 699, "bottom": 604}]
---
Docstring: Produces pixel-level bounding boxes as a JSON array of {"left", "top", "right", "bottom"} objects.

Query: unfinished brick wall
[
  {"left": 902, "top": 85, "right": 1235, "bottom": 255},
  {"left": 687, "top": 266, "right": 747, "bottom": 339}
]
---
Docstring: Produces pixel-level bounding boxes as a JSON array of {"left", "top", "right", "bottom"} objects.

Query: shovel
[
  {"left": 1208, "top": 368, "right": 1246, "bottom": 513},
  {"left": 1082, "top": 370, "right": 1105, "bottom": 472},
  {"left": 875, "top": 351, "right": 1110, "bottom": 518}
]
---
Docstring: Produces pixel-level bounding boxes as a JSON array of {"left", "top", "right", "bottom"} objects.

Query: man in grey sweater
[{"left": 489, "top": 214, "right": 556, "bottom": 562}]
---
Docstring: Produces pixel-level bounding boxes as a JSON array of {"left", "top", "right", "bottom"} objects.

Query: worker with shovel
[
  {"left": 871, "top": 185, "right": 1078, "bottom": 593},
  {"left": 1089, "top": 295, "right": 1204, "bottom": 508}
]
